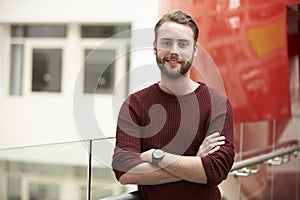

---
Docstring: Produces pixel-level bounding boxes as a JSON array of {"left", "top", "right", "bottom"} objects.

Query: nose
[{"left": 170, "top": 43, "right": 179, "bottom": 55}]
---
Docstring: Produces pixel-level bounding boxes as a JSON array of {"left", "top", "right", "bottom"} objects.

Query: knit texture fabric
[{"left": 112, "top": 82, "right": 234, "bottom": 200}]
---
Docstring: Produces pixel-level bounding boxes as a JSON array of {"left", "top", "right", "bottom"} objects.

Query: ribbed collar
[{"left": 152, "top": 82, "right": 205, "bottom": 102}]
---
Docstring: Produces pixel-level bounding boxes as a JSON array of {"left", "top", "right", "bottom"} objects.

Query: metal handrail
[
  {"left": 231, "top": 143, "right": 300, "bottom": 177},
  {"left": 236, "top": 139, "right": 299, "bottom": 160},
  {"left": 102, "top": 191, "right": 140, "bottom": 200}
]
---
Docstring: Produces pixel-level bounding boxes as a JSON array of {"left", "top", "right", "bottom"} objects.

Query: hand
[
  {"left": 140, "top": 149, "right": 155, "bottom": 163},
  {"left": 197, "top": 132, "right": 225, "bottom": 158}
]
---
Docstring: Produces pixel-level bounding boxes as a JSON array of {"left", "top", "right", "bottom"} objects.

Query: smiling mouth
[{"left": 165, "top": 59, "right": 182, "bottom": 66}]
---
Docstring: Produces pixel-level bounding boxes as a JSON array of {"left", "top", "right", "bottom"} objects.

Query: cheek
[
  {"left": 156, "top": 47, "right": 195, "bottom": 60},
  {"left": 182, "top": 49, "right": 195, "bottom": 59},
  {"left": 156, "top": 45, "right": 168, "bottom": 52},
  {"left": 156, "top": 49, "right": 168, "bottom": 57}
]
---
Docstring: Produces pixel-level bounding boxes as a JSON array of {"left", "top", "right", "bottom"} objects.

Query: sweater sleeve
[
  {"left": 201, "top": 92, "right": 235, "bottom": 186},
  {"left": 111, "top": 94, "right": 146, "bottom": 180}
]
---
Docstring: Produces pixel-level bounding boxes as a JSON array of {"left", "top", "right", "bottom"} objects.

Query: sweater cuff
[
  {"left": 112, "top": 152, "right": 146, "bottom": 180},
  {"left": 201, "top": 156, "right": 215, "bottom": 186}
]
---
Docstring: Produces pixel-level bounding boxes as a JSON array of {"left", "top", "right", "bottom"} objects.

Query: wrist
[{"left": 152, "top": 149, "right": 165, "bottom": 167}]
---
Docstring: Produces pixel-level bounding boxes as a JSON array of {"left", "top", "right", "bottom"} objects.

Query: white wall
[
  {"left": 0, "top": 0, "right": 160, "bottom": 149},
  {"left": 0, "top": 0, "right": 158, "bottom": 24}
]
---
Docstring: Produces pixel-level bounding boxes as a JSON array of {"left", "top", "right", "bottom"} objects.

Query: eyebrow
[
  {"left": 160, "top": 38, "right": 191, "bottom": 42},
  {"left": 160, "top": 38, "right": 172, "bottom": 41},
  {"left": 178, "top": 39, "right": 191, "bottom": 43}
]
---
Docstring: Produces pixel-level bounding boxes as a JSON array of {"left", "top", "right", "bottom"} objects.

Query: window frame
[
  {"left": 9, "top": 24, "right": 67, "bottom": 96},
  {"left": 8, "top": 23, "right": 131, "bottom": 97},
  {"left": 80, "top": 38, "right": 130, "bottom": 96},
  {"left": 22, "top": 40, "right": 66, "bottom": 96}
]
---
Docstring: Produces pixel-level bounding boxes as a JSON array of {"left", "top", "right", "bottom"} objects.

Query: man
[{"left": 112, "top": 11, "right": 234, "bottom": 199}]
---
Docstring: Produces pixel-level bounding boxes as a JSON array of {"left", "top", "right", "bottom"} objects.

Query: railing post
[{"left": 87, "top": 140, "right": 92, "bottom": 200}]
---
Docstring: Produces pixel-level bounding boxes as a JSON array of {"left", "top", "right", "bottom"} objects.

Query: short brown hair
[{"left": 154, "top": 11, "right": 199, "bottom": 43}]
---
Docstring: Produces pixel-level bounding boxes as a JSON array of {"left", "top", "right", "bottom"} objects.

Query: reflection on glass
[
  {"left": 0, "top": 139, "right": 130, "bottom": 200},
  {"left": 0, "top": 141, "right": 89, "bottom": 200},
  {"left": 29, "top": 183, "right": 59, "bottom": 200},
  {"left": 8, "top": 177, "right": 21, "bottom": 200},
  {"left": 91, "top": 138, "right": 131, "bottom": 199}
]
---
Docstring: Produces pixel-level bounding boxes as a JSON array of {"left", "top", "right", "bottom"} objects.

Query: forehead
[{"left": 157, "top": 22, "right": 194, "bottom": 41}]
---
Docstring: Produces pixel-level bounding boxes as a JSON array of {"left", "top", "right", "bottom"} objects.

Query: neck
[{"left": 159, "top": 73, "right": 199, "bottom": 95}]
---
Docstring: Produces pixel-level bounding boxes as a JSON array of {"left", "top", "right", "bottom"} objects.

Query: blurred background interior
[{"left": 0, "top": 0, "right": 299, "bottom": 199}]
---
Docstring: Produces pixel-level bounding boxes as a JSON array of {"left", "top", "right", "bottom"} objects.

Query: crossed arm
[{"left": 118, "top": 132, "right": 225, "bottom": 185}]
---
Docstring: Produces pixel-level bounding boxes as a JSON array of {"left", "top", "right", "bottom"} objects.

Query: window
[
  {"left": 9, "top": 45, "right": 24, "bottom": 95},
  {"left": 11, "top": 25, "right": 67, "bottom": 38},
  {"left": 81, "top": 24, "right": 130, "bottom": 38},
  {"left": 32, "top": 48, "right": 62, "bottom": 92},
  {"left": 29, "top": 183, "right": 59, "bottom": 200},
  {"left": 84, "top": 49, "right": 116, "bottom": 94},
  {"left": 81, "top": 24, "right": 131, "bottom": 95},
  {"left": 7, "top": 177, "right": 21, "bottom": 200},
  {"left": 9, "top": 25, "right": 66, "bottom": 95},
  {"left": 8, "top": 23, "right": 131, "bottom": 96}
]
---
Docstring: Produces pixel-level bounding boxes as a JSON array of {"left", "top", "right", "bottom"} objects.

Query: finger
[
  {"left": 212, "top": 138, "right": 225, "bottom": 145},
  {"left": 205, "top": 136, "right": 225, "bottom": 146},
  {"left": 207, "top": 140, "right": 225, "bottom": 151},
  {"left": 206, "top": 132, "right": 220, "bottom": 139},
  {"left": 200, "top": 145, "right": 220, "bottom": 157},
  {"left": 206, "top": 136, "right": 224, "bottom": 145},
  {"left": 218, "top": 136, "right": 225, "bottom": 141},
  {"left": 208, "top": 146, "right": 220, "bottom": 154},
  {"left": 218, "top": 138, "right": 226, "bottom": 146},
  {"left": 217, "top": 141, "right": 225, "bottom": 146},
  {"left": 201, "top": 153, "right": 208, "bottom": 158}
]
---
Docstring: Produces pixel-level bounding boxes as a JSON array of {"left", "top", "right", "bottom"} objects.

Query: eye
[
  {"left": 160, "top": 40, "right": 172, "bottom": 47},
  {"left": 178, "top": 41, "right": 189, "bottom": 48}
]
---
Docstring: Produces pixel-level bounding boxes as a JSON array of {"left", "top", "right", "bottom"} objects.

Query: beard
[{"left": 156, "top": 55, "right": 193, "bottom": 79}]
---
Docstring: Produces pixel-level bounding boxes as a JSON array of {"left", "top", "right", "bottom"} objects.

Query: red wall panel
[{"left": 159, "top": 0, "right": 297, "bottom": 123}]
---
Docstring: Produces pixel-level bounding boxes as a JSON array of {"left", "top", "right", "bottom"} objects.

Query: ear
[
  {"left": 153, "top": 42, "right": 157, "bottom": 55},
  {"left": 193, "top": 43, "right": 198, "bottom": 57}
]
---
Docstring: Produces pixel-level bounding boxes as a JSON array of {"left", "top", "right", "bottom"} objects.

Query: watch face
[{"left": 153, "top": 149, "right": 164, "bottom": 159}]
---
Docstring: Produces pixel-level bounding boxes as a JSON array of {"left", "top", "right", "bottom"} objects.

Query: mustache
[{"left": 163, "top": 56, "right": 183, "bottom": 63}]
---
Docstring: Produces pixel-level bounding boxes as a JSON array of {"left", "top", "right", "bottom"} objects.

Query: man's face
[{"left": 154, "top": 22, "right": 197, "bottom": 79}]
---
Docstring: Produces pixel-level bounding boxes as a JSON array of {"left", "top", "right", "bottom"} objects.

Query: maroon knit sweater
[{"left": 112, "top": 83, "right": 234, "bottom": 200}]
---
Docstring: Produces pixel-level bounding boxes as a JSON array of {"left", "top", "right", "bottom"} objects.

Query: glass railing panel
[
  {"left": 0, "top": 141, "right": 90, "bottom": 200},
  {"left": 91, "top": 138, "right": 136, "bottom": 200},
  {"left": 220, "top": 117, "right": 300, "bottom": 200},
  {"left": 272, "top": 117, "right": 300, "bottom": 200}
]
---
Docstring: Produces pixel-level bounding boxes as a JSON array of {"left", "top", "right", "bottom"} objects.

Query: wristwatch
[{"left": 152, "top": 149, "right": 165, "bottom": 166}]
